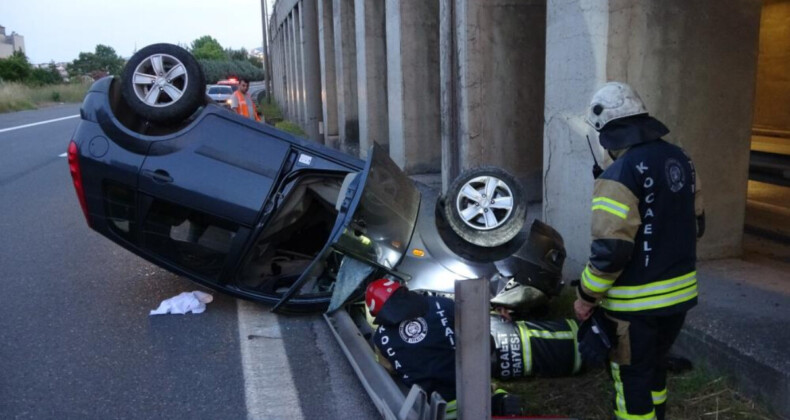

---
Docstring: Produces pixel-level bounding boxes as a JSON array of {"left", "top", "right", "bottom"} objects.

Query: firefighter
[
  {"left": 366, "top": 279, "right": 585, "bottom": 418},
  {"left": 574, "top": 82, "right": 705, "bottom": 420}
]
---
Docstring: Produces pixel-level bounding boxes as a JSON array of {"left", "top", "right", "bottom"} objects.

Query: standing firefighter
[{"left": 573, "top": 82, "right": 705, "bottom": 420}]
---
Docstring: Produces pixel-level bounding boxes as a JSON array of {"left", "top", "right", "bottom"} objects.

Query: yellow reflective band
[
  {"left": 603, "top": 284, "right": 698, "bottom": 312},
  {"left": 652, "top": 388, "right": 667, "bottom": 405},
  {"left": 611, "top": 362, "right": 627, "bottom": 414},
  {"left": 583, "top": 266, "right": 614, "bottom": 293},
  {"left": 593, "top": 197, "right": 630, "bottom": 212},
  {"left": 592, "top": 197, "right": 630, "bottom": 219},
  {"left": 517, "top": 321, "right": 533, "bottom": 375},
  {"left": 566, "top": 319, "right": 582, "bottom": 374},
  {"left": 592, "top": 204, "right": 628, "bottom": 219},
  {"left": 607, "top": 271, "right": 697, "bottom": 299},
  {"left": 526, "top": 329, "right": 575, "bottom": 340},
  {"left": 445, "top": 400, "right": 457, "bottom": 420}
]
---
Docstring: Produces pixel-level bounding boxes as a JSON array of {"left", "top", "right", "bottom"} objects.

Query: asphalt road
[{"left": 0, "top": 105, "right": 377, "bottom": 420}]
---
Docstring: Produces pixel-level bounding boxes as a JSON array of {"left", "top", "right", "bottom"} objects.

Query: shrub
[{"left": 199, "top": 59, "right": 265, "bottom": 84}]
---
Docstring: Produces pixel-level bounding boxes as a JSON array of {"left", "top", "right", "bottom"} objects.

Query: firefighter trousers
[{"left": 606, "top": 311, "right": 687, "bottom": 420}]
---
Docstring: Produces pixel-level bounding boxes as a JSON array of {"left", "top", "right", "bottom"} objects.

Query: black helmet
[{"left": 496, "top": 220, "right": 566, "bottom": 297}]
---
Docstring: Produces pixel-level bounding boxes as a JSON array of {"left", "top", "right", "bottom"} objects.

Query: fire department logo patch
[
  {"left": 665, "top": 158, "right": 686, "bottom": 193},
  {"left": 399, "top": 318, "right": 428, "bottom": 344}
]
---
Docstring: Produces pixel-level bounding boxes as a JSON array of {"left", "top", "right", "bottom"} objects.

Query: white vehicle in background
[{"left": 205, "top": 84, "right": 234, "bottom": 107}]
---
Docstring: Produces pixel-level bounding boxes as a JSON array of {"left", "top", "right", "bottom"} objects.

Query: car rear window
[{"left": 207, "top": 86, "right": 232, "bottom": 95}]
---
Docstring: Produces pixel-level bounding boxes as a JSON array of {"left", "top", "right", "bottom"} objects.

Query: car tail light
[{"left": 68, "top": 140, "right": 91, "bottom": 227}]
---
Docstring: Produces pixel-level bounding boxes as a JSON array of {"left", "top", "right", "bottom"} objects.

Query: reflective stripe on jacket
[{"left": 233, "top": 90, "right": 261, "bottom": 121}]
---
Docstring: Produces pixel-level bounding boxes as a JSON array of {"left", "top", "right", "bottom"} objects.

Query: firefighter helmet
[
  {"left": 586, "top": 82, "right": 648, "bottom": 130},
  {"left": 365, "top": 278, "right": 402, "bottom": 316}
]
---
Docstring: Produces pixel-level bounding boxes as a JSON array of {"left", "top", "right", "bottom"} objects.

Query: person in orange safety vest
[{"left": 230, "top": 78, "right": 263, "bottom": 122}]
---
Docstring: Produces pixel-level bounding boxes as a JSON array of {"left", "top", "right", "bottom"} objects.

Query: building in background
[{"left": 0, "top": 25, "right": 25, "bottom": 58}]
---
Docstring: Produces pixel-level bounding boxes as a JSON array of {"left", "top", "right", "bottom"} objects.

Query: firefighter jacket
[
  {"left": 373, "top": 289, "right": 457, "bottom": 401},
  {"left": 490, "top": 315, "right": 582, "bottom": 379},
  {"left": 579, "top": 118, "right": 704, "bottom": 316}
]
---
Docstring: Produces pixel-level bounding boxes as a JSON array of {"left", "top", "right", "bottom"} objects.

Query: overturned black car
[{"left": 67, "top": 43, "right": 567, "bottom": 315}]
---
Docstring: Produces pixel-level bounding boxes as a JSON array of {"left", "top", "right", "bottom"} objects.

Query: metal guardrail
[{"left": 324, "top": 310, "right": 446, "bottom": 420}]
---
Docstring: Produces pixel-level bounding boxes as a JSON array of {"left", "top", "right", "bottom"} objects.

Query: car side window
[{"left": 141, "top": 196, "right": 240, "bottom": 279}]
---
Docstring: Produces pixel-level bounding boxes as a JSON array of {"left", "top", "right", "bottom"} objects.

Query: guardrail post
[{"left": 454, "top": 278, "right": 491, "bottom": 420}]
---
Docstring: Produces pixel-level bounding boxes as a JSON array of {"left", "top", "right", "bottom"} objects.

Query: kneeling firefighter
[{"left": 365, "top": 279, "right": 587, "bottom": 418}]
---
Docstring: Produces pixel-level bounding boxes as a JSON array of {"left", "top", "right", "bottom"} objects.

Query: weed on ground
[
  {"left": 497, "top": 365, "right": 775, "bottom": 419},
  {"left": 275, "top": 120, "right": 307, "bottom": 137},
  {"left": 0, "top": 82, "right": 90, "bottom": 113}
]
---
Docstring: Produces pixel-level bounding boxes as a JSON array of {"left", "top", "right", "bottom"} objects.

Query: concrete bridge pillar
[
  {"left": 284, "top": 16, "right": 296, "bottom": 120},
  {"left": 298, "top": 0, "right": 323, "bottom": 142},
  {"left": 355, "top": 0, "right": 389, "bottom": 157},
  {"left": 317, "top": 0, "right": 338, "bottom": 145},
  {"left": 333, "top": 0, "right": 360, "bottom": 155},
  {"left": 386, "top": 0, "right": 441, "bottom": 173},
  {"left": 441, "top": 0, "right": 546, "bottom": 197},
  {"left": 290, "top": 8, "right": 304, "bottom": 125},
  {"left": 543, "top": 0, "right": 761, "bottom": 274}
]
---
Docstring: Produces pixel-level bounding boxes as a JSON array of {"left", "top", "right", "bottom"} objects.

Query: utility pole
[{"left": 261, "top": 0, "right": 273, "bottom": 103}]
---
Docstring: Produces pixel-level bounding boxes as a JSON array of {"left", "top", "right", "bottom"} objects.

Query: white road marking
[
  {"left": 59, "top": 153, "right": 67, "bottom": 157},
  {"left": 237, "top": 300, "right": 305, "bottom": 420},
  {"left": 0, "top": 114, "right": 80, "bottom": 134}
]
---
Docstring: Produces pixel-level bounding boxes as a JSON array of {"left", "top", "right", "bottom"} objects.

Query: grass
[
  {"left": 494, "top": 288, "right": 776, "bottom": 419},
  {"left": 0, "top": 81, "right": 91, "bottom": 113},
  {"left": 256, "top": 97, "right": 307, "bottom": 137},
  {"left": 275, "top": 120, "right": 307, "bottom": 137},
  {"left": 258, "top": 97, "right": 283, "bottom": 124},
  {"left": 497, "top": 365, "right": 775, "bottom": 419}
]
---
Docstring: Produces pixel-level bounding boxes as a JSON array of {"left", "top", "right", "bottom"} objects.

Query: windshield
[{"left": 332, "top": 144, "right": 420, "bottom": 269}]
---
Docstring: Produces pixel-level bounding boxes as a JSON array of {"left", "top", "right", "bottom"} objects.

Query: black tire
[
  {"left": 442, "top": 166, "right": 527, "bottom": 247},
  {"left": 120, "top": 43, "right": 205, "bottom": 124}
]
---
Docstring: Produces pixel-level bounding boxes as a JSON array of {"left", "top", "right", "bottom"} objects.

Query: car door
[
  {"left": 272, "top": 144, "right": 421, "bottom": 311},
  {"left": 136, "top": 112, "right": 290, "bottom": 284}
]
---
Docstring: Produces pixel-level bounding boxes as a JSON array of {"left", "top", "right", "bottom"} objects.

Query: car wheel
[
  {"left": 121, "top": 43, "right": 205, "bottom": 124},
  {"left": 442, "top": 166, "right": 526, "bottom": 247}
]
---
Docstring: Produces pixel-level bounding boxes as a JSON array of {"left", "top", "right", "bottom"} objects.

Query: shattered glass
[{"left": 327, "top": 256, "right": 375, "bottom": 313}]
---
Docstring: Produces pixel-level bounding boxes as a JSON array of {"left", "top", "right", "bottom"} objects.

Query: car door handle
[{"left": 144, "top": 169, "right": 173, "bottom": 184}]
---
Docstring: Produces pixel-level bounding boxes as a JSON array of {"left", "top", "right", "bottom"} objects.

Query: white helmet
[{"left": 586, "top": 82, "right": 648, "bottom": 130}]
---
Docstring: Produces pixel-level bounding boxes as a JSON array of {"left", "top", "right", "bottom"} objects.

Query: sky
[{"left": 1, "top": 0, "right": 274, "bottom": 64}]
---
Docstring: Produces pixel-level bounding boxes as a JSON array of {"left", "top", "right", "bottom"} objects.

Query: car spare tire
[
  {"left": 443, "top": 166, "right": 527, "bottom": 247},
  {"left": 121, "top": 43, "right": 205, "bottom": 124}
]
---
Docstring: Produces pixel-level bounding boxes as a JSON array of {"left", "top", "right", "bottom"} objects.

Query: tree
[
  {"left": 27, "top": 62, "right": 62, "bottom": 85},
  {"left": 190, "top": 36, "right": 226, "bottom": 60},
  {"left": 225, "top": 47, "right": 248, "bottom": 61},
  {"left": 0, "top": 49, "right": 32, "bottom": 82},
  {"left": 67, "top": 44, "right": 125, "bottom": 79}
]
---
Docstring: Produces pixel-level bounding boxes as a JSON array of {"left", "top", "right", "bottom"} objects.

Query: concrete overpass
[{"left": 266, "top": 0, "right": 784, "bottom": 275}]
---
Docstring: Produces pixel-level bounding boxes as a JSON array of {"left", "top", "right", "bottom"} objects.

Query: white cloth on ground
[{"left": 149, "top": 291, "right": 214, "bottom": 315}]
